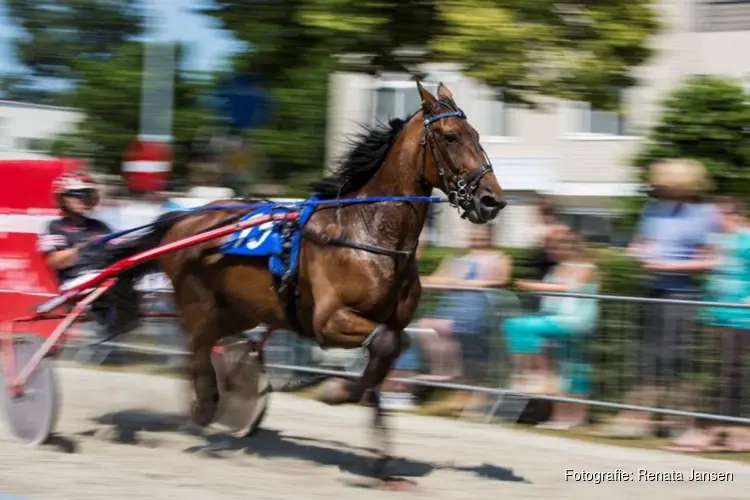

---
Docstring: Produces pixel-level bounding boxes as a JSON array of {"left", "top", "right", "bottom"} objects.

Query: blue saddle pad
[{"left": 219, "top": 200, "right": 318, "bottom": 278}]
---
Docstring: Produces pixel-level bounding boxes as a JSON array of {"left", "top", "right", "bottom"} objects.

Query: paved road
[{"left": 1, "top": 368, "right": 748, "bottom": 499}]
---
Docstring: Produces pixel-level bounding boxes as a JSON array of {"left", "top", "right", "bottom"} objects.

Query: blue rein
[{"left": 92, "top": 195, "right": 446, "bottom": 248}]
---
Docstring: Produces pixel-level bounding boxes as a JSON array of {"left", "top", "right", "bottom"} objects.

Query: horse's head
[{"left": 416, "top": 81, "right": 506, "bottom": 224}]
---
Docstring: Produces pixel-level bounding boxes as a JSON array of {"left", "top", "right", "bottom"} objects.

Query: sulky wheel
[
  {"left": 0, "top": 334, "right": 60, "bottom": 446},
  {"left": 210, "top": 336, "right": 270, "bottom": 438}
]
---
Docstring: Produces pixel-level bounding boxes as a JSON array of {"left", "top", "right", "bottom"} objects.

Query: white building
[
  {"left": 0, "top": 100, "right": 82, "bottom": 161},
  {"left": 324, "top": 0, "right": 750, "bottom": 248}
]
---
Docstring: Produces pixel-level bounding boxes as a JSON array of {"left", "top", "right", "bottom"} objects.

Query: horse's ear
[
  {"left": 416, "top": 80, "right": 438, "bottom": 110},
  {"left": 437, "top": 82, "right": 454, "bottom": 102}
]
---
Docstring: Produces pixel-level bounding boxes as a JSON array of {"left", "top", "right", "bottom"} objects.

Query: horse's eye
[{"left": 444, "top": 133, "right": 459, "bottom": 144}]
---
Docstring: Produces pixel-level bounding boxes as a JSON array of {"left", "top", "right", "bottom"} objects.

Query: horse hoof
[
  {"left": 190, "top": 402, "right": 218, "bottom": 427},
  {"left": 181, "top": 421, "right": 206, "bottom": 436},
  {"left": 317, "top": 378, "right": 350, "bottom": 405}
]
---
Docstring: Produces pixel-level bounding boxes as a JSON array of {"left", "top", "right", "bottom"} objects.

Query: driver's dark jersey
[{"left": 37, "top": 216, "right": 112, "bottom": 284}]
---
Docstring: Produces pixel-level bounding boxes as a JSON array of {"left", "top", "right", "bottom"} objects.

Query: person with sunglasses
[{"left": 37, "top": 172, "right": 139, "bottom": 336}]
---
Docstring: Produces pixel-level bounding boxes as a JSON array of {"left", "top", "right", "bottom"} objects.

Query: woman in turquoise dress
[
  {"left": 668, "top": 196, "right": 750, "bottom": 452},
  {"left": 502, "top": 230, "right": 599, "bottom": 429}
]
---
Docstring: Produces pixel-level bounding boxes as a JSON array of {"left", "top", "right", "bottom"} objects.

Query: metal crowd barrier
[{"left": 61, "top": 280, "right": 750, "bottom": 427}]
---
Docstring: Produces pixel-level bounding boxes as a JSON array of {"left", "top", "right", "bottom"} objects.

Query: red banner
[{"left": 0, "top": 159, "right": 85, "bottom": 336}]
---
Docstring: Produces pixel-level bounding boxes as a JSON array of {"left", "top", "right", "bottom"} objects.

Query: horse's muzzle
[{"left": 472, "top": 185, "right": 506, "bottom": 222}]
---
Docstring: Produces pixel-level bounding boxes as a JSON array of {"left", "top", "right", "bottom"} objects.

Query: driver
[{"left": 37, "top": 172, "right": 139, "bottom": 336}]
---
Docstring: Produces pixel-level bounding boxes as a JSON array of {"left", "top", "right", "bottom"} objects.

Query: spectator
[
  {"left": 417, "top": 224, "right": 512, "bottom": 410},
  {"left": 595, "top": 158, "right": 717, "bottom": 440},
  {"left": 525, "top": 194, "right": 568, "bottom": 309},
  {"left": 502, "top": 230, "right": 599, "bottom": 429},
  {"left": 527, "top": 195, "right": 565, "bottom": 276},
  {"left": 666, "top": 196, "right": 750, "bottom": 452}
]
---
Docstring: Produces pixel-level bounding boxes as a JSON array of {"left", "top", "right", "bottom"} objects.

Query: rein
[{"left": 91, "top": 195, "right": 446, "bottom": 250}]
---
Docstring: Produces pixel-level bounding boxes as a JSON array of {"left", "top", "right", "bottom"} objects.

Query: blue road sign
[{"left": 216, "top": 74, "right": 271, "bottom": 131}]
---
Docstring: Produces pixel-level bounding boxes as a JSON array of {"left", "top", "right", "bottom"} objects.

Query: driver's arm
[
  {"left": 37, "top": 222, "right": 80, "bottom": 270},
  {"left": 44, "top": 245, "right": 83, "bottom": 270}
]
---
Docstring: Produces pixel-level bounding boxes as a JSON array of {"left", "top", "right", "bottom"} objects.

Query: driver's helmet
[{"left": 52, "top": 172, "right": 100, "bottom": 211}]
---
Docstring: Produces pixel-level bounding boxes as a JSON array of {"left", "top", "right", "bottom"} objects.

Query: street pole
[
  {"left": 123, "top": 0, "right": 174, "bottom": 194},
  {"left": 139, "top": 0, "right": 174, "bottom": 145}
]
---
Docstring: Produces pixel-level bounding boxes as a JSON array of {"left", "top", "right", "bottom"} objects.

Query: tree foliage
[
  {"left": 6, "top": 0, "right": 143, "bottom": 87},
  {"left": 619, "top": 74, "right": 750, "bottom": 230},
  {"left": 7, "top": 1, "right": 216, "bottom": 178},
  {"left": 50, "top": 43, "right": 217, "bottom": 177},
  {"left": 202, "top": 0, "right": 660, "bottom": 108},
  {"left": 433, "top": 0, "right": 661, "bottom": 108},
  {"left": 7, "top": 1, "right": 662, "bottom": 184},
  {"left": 238, "top": 46, "right": 336, "bottom": 182},
  {"left": 198, "top": 0, "right": 661, "bottom": 182}
]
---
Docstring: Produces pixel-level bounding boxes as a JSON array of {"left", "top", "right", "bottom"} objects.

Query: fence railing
[{"left": 62, "top": 280, "right": 750, "bottom": 427}]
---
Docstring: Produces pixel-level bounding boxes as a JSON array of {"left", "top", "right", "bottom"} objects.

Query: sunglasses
[{"left": 64, "top": 190, "right": 94, "bottom": 199}]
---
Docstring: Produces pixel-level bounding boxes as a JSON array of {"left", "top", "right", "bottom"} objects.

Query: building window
[
  {"left": 484, "top": 90, "right": 510, "bottom": 137},
  {"left": 557, "top": 209, "right": 622, "bottom": 246},
  {"left": 372, "top": 81, "right": 438, "bottom": 125},
  {"left": 570, "top": 100, "right": 626, "bottom": 136},
  {"left": 14, "top": 137, "right": 48, "bottom": 151},
  {"left": 695, "top": 1, "right": 750, "bottom": 32}
]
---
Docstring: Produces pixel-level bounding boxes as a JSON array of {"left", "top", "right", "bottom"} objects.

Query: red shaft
[{"left": 65, "top": 211, "right": 300, "bottom": 294}]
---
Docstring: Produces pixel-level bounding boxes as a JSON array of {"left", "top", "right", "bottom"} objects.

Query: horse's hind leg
[
  {"left": 181, "top": 305, "right": 223, "bottom": 427},
  {"left": 181, "top": 300, "right": 254, "bottom": 427}
]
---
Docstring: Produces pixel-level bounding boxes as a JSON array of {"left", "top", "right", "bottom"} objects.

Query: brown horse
[{"left": 116, "top": 81, "right": 505, "bottom": 473}]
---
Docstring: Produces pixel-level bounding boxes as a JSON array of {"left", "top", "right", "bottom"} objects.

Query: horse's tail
[
  {"left": 83, "top": 210, "right": 187, "bottom": 346},
  {"left": 106, "top": 210, "right": 186, "bottom": 279}
]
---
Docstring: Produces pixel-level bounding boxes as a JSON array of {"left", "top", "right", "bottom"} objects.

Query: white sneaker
[
  {"left": 380, "top": 392, "right": 416, "bottom": 411},
  {"left": 399, "top": 394, "right": 417, "bottom": 411}
]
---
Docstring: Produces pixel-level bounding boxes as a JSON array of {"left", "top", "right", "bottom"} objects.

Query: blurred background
[
  {"left": 4, "top": 0, "right": 748, "bottom": 249},
  {"left": 3, "top": 1, "right": 750, "bottom": 250},
  {"left": 0, "top": 1, "right": 748, "bottom": 244},
  {"left": 4, "top": 0, "right": 750, "bottom": 437}
]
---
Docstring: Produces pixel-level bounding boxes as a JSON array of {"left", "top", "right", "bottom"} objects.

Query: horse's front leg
[{"left": 315, "top": 308, "right": 405, "bottom": 477}]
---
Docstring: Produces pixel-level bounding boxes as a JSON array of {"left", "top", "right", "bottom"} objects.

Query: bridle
[{"left": 421, "top": 103, "right": 494, "bottom": 217}]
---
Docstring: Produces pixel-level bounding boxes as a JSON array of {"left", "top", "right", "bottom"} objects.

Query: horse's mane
[{"left": 311, "top": 112, "right": 417, "bottom": 199}]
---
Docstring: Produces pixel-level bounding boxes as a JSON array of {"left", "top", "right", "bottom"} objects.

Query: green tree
[
  {"left": 50, "top": 43, "right": 217, "bottom": 178},
  {"left": 199, "top": 0, "right": 661, "bottom": 182},
  {"left": 620, "top": 75, "right": 750, "bottom": 230},
  {"left": 6, "top": 0, "right": 143, "bottom": 98},
  {"left": 240, "top": 46, "right": 336, "bottom": 183},
  {"left": 204, "top": 0, "right": 660, "bottom": 107},
  {"left": 433, "top": 0, "right": 661, "bottom": 108}
]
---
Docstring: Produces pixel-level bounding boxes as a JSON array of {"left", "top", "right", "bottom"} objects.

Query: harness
[{"left": 277, "top": 103, "right": 495, "bottom": 337}]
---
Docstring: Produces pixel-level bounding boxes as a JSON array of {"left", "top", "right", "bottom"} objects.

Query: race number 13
[{"left": 241, "top": 221, "right": 274, "bottom": 250}]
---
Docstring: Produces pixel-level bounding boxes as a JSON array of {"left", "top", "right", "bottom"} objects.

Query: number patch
[{"left": 235, "top": 221, "right": 274, "bottom": 250}]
